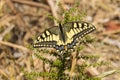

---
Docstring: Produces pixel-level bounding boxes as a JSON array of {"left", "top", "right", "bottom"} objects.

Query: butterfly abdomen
[{"left": 59, "top": 23, "right": 66, "bottom": 44}]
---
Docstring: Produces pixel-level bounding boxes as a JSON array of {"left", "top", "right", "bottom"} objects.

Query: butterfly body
[{"left": 33, "top": 21, "right": 96, "bottom": 51}]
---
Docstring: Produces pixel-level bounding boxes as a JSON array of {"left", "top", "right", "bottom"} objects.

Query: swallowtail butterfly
[{"left": 33, "top": 21, "right": 96, "bottom": 51}]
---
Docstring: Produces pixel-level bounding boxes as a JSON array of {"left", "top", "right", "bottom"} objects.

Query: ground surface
[{"left": 0, "top": 0, "right": 120, "bottom": 80}]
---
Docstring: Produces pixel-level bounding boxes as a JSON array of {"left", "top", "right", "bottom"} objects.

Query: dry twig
[
  {"left": 6, "top": 0, "right": 26, "bottom": 27},
  {"left": 69, "top": 52, "right": 77, "bottom": 80},
  {"left": 12, "top": 0, "right": 50, "bottom": 11},
  {"left": 0, "top": 40, "right": 29, "bottom": 52},
  {"left": 47, "top": 0, "right": 58, "bottom": 25},
  {"left": 0, "top": 24, "right": 15, "bottom": 40},
  {"left": 0, "top": 15, "right": 16, "bottom": 26}
]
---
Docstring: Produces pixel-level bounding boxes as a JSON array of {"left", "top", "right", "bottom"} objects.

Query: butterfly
[{"left": 33, "top": 21, "right": 96, "bottom": 51}]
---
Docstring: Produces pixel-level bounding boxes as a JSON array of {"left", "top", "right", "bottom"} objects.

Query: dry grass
[{"left": 0, "top": 0, "right": 120, "bottom": 80}]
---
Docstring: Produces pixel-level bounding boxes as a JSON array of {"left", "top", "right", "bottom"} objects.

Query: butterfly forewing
[
  {"left": 64, "top": 21, "right": 95, "bottom": 40},
  {"left": 63, "top": 21, "right": 96, "bottom": 49},
  {"left": 33, "top": 26, "right": 60, "bottom": 48}
]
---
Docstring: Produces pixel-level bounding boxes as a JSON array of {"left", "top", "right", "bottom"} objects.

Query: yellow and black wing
[
  {"left": 62, "top": 21, "right": 96, "bottom": 49},
  {"left": 33, "top": 26, "right": 62, "bottom": 49},
  {"left": 33, "top": 21, "right": 96, "bottom": 51}
]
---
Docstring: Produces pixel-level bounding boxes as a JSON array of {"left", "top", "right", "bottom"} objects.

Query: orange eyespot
[{"left": 64, "top": 45, "right": 68, "bottom": 50}]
